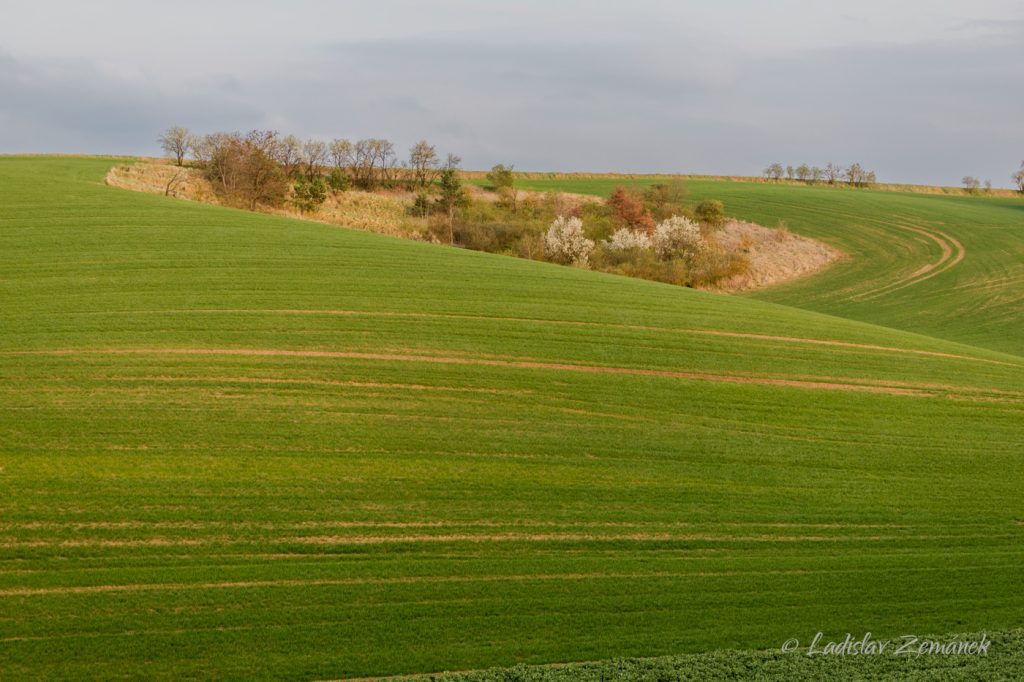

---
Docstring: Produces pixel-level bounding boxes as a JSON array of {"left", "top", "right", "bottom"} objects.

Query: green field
[
  {"left": 2, "top": 157, "right": 1024, "bottom": 679},
  {"left": 487, "top": 176, "right": 1024, "bottom": 356}
]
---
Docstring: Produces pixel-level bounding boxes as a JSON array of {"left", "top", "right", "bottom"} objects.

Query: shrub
[
  {"left": 409, "top": 192, "right": 431, "bottom": 217},
  {"left": 642, "top": 181, "right": 688, "bottom": 220},
  {"left": 652, "top": 216, "right": 704, "bottom": 260},
  {"left": 694, "top": 199, "right": 725, "bottom": 227},
  {"left": 456, "top": 221, "right": 533, "bottom": 254},
  {"left": 327, "top": 168, "right": 351, "bottom": 192},
  {"left": 544, "top": 216, "right": 593, "bottom": 266},
  {"left": 688, "top": 248, "right": 750, "bottom": 287},
  {"left": 591, "top": 244, "right": 689, "bottom": 286},
  {"left": 291, "top": 176, "right": 327, "bottom": 214},
  {"left": 775, "top": 220, "right": 791, "bottom": 241},
  {"left": 486, "top": 164, "right": 515, "bottom": 192},
  {"left": 579, "top": 202, "right": 617, "bottom": 243}
]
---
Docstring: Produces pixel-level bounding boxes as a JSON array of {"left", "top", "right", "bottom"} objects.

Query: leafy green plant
[
  {"left": 694, "top": 199, "right": 726, "bottom": 227},
  {"left": 327, "top": 167, "right": 351, "bottom": 192},
  {"left": 291, "top": 175, "right": 327, "bottom": 214}
]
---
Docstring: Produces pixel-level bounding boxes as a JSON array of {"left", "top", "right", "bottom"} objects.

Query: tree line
[
  {"left": 763, "top": 162, "right": 877, "bottom": 187},
  {"left": 970, "top": 162, "right": 1024, "bottom": 194},
  {"left": 764, "top": 158, "right": 1024, "bottom": 194},
  {"left": 158, "top": 126, "right": 462, "bottom": 210}
]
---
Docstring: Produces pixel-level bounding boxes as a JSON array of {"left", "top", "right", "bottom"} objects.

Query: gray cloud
[
  {"left": 0, "top": 2, "right": 1021, "bottom": 185},
  {"left": 0, "top": 51, "right": 263, "bottom": 154}
]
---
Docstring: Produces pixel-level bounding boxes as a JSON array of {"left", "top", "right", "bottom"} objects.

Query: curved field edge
[
  {"left": 2, "top": 157, "right": 1024, "bottom": 679},
  {"left": 386, "top": 628, "right": 1022, "bottom": 682},
  {"left": 486, "top": 175, "right": 1024, "bottom": 356}
]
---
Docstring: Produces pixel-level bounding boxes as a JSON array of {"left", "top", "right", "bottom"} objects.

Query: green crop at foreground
[
  {"left": 408, "top": 628, "right": 1024, "bottom": 681},
  {"left": 1, "top": 157, "right": 1023, "bottom": 679}
]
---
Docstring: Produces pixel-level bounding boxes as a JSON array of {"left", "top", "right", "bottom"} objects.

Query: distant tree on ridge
[{"left": 159, "top": 126, "right": 191, "bottom": 166}]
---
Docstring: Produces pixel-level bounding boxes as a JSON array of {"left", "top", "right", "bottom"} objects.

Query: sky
[{"left": 1, "top": 1, "right": 1022, "bottom": 185}]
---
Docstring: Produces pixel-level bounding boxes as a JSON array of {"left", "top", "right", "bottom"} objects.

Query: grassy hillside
[
  {"left": 485, "top": 176, "right": 1024, "bottom": 356},
  {"left": 2, "top": 157, "right": 1023, "bottom": 679}
]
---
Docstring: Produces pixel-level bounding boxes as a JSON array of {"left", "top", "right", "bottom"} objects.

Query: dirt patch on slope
[
  {"left": 105, "top": 162, "right": 218, "bottom": 203},
  {"left": 264, "top": 191, "right": 409, "bottom": 236},
  {"left": 708, "top": 220, "right": 844, "bottom": 292}
]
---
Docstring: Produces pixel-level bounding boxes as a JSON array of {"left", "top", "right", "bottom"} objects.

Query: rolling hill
[
  {"left": 490, "top": 175, "right": 1024, "bottom": 356},
  {"left": 2, "top": 157, "right": 1023, "bottom": 679}
]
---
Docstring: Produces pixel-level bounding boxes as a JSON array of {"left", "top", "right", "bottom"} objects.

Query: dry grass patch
[
  {"left": 266, "top": 189, "right": 411, "bottom": 236},
  {"left": 106, "top": 162, "right": 218, "bottom": 204},
  {"left": 709, "top": 220, "right": 844, "bottom": 292}
]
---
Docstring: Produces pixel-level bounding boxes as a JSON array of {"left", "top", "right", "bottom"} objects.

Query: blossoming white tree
[
  {"left": 544, "top": 216, "right": 594, "bottom": 266},
  {"left": 607, "top": 228, "right": 652, "bottom": 251},
  {"left": 652, "top": 216, "right": 705, "bottom": 260}
]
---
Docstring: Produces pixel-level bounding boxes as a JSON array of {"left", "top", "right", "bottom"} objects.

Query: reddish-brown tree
[{"left": 608, "top": 186, "right": 655, "bottom": 234}]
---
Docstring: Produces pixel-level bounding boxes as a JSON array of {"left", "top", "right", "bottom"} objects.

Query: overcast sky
[{"left": 1, "top": 1, "right": 1022, "bottom": 185}]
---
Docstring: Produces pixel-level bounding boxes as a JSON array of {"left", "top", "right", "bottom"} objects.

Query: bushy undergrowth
[
  {"left": 448, "top": 184, "right": 747, "bottom": 287},
  {"left": 590, "top": 215, "right": 748, "bottom": 287}
]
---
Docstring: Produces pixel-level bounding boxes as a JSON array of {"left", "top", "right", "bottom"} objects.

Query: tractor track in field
[
  {"left": 0, "top": 519, "right": 914, "bottom": 531},
  {"left": 4, "top": 347, "right": 1022, "bottom": 400},
  {"left": 3, "top": 529, "right": 964, "bottom": 550},
  {"left": 3, "top": 559, "right": 1021, "bottom": 600},
  {"left": 75, "top": 307, "right": 1020, "bottom": 366},
  {"left": 848, "top": 223, "right": 966, "bottom": 302}
]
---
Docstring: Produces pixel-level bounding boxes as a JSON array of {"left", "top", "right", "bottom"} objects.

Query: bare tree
[
  {"left": 810, "top": 166, "right": 824, "bottom": 184},
  {"left": 1013, "top": 161, "right": 1024, "bottom": 193},
  {"left": 763, "top": 163, "right": 784, "bottom": 181},
  {"left": 202, "top": 130, "right": 288, "bottom": 210},
  {"left": 845, "top": 163, "right": 864, "bottom": 186},
  {"left": 275, "top": 135, "right": 303, "bottom": 177},
  {"left": 242, "top": 130, "right": 287, "bottom": 209},
  {"left": 159, "top": 126, "right": 191, "bottom": 166},
  {"left": 409, "top": 140, "right": 439, "bottom": 188},
  {"left": 796, "top": 164, "right": 811, "bottom": 182},
  {"left": 370, "top": 139, "right": 397, "bottom": 186},
  {"left": 189, "top": 133, "right": 219, "bottom": 166},
  {"left": 444, "top": 153, "right": 462, "bottom": 171},
  {"left": 347, "top": 138, "right": 398, "bottom": 188},
  {"left": 824, "top": 163, "right": 840, "bottom": 184},
  {"left": 302, "top": 139, "right": 328, "bottom": 179},
  {"left": 329, "top": 139, "right": 353, "bottom": 170},
  {"left": 351, "top": 139, "right": 375, "bottom": 188},
  {"left": 962, "top": 176, "right": 981, "bottom": 194},
  {"left": 164, "top": 169, "right": 185, "bottom": 196}
]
